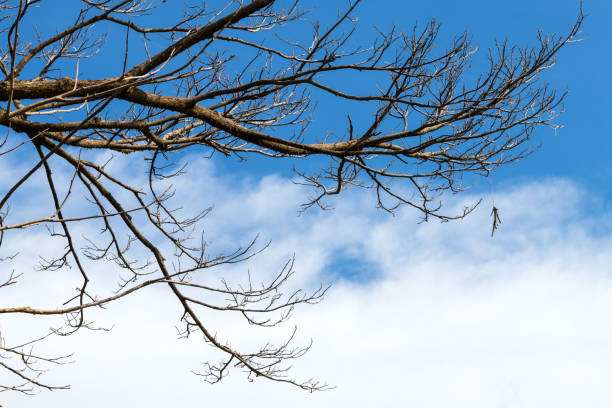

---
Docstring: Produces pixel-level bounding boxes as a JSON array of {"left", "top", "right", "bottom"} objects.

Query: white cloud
[{"left": 3, "top": 157, "right": 612, "bottom": 408}]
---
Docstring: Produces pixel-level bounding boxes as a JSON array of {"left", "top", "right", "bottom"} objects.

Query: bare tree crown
[{"left": 0, "top": 0, "right": 582, "bottom": 395}]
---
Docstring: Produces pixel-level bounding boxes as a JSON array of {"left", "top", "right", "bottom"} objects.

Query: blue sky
[
  {"left": 3, "top": 0, "right": 612, "bottom": 406},
  {"left": 208, "top": 0, "right": 612, "bottom": 204}
]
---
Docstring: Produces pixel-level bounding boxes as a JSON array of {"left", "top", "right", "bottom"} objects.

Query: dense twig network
[{"left": 0, "top": 0, "right": 582, "bottom": 395}]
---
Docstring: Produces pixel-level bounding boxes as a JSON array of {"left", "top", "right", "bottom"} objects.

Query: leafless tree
[{"left": 0, "top": 0, "right": 582, "bottom": 396}]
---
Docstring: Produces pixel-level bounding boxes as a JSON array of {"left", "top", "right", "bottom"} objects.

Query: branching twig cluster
[{"left": 0, "top": 0, "right": 582, "bottom": 395}]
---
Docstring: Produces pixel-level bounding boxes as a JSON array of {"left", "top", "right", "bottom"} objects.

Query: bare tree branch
[{"left": 0, "top": 0, "right": 582, "bottom": 395}]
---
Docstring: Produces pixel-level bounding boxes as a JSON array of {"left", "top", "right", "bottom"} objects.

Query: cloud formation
[{"left": 3, "top": 158, "right": 612, "bottom": 408}]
